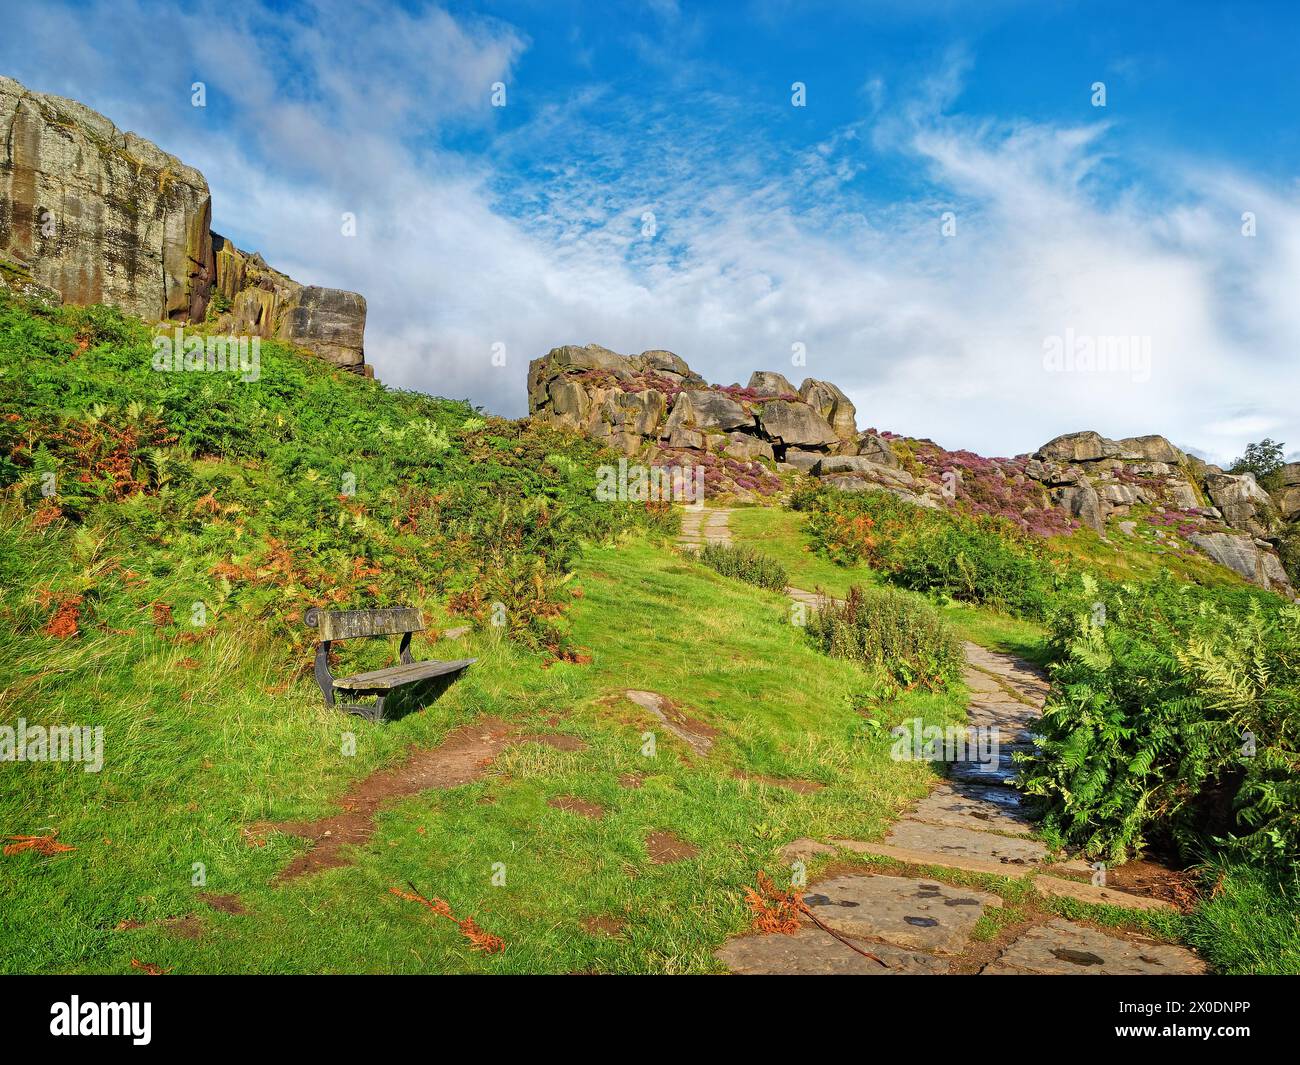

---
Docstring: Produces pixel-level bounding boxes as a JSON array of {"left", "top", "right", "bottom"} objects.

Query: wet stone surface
[
  {"left": 909, "top": 783, "right": 1034, "bottom": 837},
  {"left": 801, "top": 874, "right": 1003, "bottom": 955},
  {"left": 883, "top": 820, "right": 1047, "bottom": 866}
]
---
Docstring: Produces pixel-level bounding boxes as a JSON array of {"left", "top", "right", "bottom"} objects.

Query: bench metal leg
[{"left": 314, "top": 642, "right": 336, "bottom": 708}]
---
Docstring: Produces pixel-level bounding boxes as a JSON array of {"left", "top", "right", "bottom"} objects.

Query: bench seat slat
[{"left": 333, "top": 658, "right": 477, "bottom": 691}]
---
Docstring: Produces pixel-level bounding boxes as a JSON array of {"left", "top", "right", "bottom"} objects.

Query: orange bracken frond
[
  {"left": 4, "top": 833, "right": 77, "bottom": 857},
  {"left": 390, "top": 885, "right": 504, "bottom": 953},
  {"left": 743, "top": 870, "right": 808, "bottom": 935}
]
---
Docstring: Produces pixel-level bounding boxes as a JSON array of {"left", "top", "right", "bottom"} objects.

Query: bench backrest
[{"left": 306, "top": 606, "right": 425, "bottom": 642}]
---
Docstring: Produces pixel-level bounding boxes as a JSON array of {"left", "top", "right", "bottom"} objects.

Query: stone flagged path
[
  {"left": 678, "top": 507, "right": 734, "bottom": 551},
  {"left": 687, "top": 507, "right": 1206, "bottom": 975}
]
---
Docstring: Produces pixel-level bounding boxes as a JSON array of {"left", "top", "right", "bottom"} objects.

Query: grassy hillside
[{"left": 0, "top": 293, "right": 968, "bottom": 973}]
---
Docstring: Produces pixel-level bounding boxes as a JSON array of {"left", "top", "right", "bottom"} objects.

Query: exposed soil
[
  {"left": 1105, "top": 859, "right": 1200, "bottom": 912},
  {"left": 116, "top": 914, "right": 204, "bottom": 939},
  {"left": 645, "top": 830, "right": 698, "bottom": 864},
  {"left": 259, "top": 717, "right": 514, "bottom": 881},
  {"left": 732, "top": 771, "right": 824, "bottom": 794},
  {"left": 548, "top": 795, "right": 605, "bottom": 819},
  {"left": 618, "top": 773, "right": 644, "bottom": 789},
  {"left": 198, "top": 892, "right": 246, "bottom": 915},
  {"left": 581, "top": 915, "right": 627, "bottom": 937}
]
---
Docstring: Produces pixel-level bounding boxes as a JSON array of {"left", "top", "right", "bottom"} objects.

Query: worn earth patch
[
  {"left": 258, "top": 717, "right": 514, "bottom": 881},
  {"left": 646, "top": 830, "right": 698, "bottom": 863}
]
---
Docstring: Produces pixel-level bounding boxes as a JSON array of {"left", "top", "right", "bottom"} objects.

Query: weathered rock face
[
  {"left": 0, "top": 74, "right": 213, "bottom": 323},
  {"left": 757, "top": 400, "right": 839, "bottom": 448},
  {"left": 0, "top": 75, "right": 367, "bottom": 373},
  {"left": 799, "top": 379, "right": 858, "bottom": 442},
  {"left": 1204, "top": 471, "right": 1279, "bottom": 539},
  {"left": 747, "top": 370, "right": 798, "bottom": 396},
  {"left": 1188, "top": 532, "right": 1292, "bottom": 594},
  {"left": 1036, "top": 430, "right": 1125, "bottom": 464},
  {"left": 1276, "top": 463, "right": 1300, "bottom": 522}
]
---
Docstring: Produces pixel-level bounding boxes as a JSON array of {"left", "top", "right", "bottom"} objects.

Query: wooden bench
[{"left": 305, "top": 606, "right": 475, "bottom": 722}]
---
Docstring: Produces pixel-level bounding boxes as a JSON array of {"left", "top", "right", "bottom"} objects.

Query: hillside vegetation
[{"left": 0, "top": 292, "right": 967, "bottom": 973}]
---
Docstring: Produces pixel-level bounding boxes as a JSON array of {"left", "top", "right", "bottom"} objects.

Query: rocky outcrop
[
  {"left": 0, "top": 74, "right": 367, "bottom": 373},
  {"left": 1204, "top": 471, "right": 1279, "bottom": 538},
  {"left": 525, "top": 345, "right": 1295, "bottom": 592},
  {"left": 1018, "top": 430, "right": 1292, "bottom": 593},
  {"left": 527, "top": 344, "right": 865, "bottom": 497},
  {"left": 1027, "top": 432, "right": 1204, "bottom": 534}
]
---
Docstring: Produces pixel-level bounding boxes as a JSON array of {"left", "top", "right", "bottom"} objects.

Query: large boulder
[
  {"left": 799, "top": 379, "right": 858, "bottom": 441},
  {"left": 544, "top": 343, "right": 629, "bottom": 374},
  {"left": 1188, "top": 533, "right": 1293, "bottom": 595},
  {"left": 662, "top": 389, "right": 752, "bottom": 434},
  {"left": 782, "top": 449, "right": 824, "bottom": 473},
  {"left": 1204, "top": 472, "right": 1279, "bottom": 538},
  {"left": 1117, "top": 435, "right": 1185, "bottom": 464},
  {"left": 639, "top": 349, "right": 693, "bottom": 377},
  {"left": 278, "top": 286, "right": 366, "bottom": 369},
  {"left": 1057, "top": 484, "right": 1104, "bottom": 533},
  {"left": 722, "top": 432, "right": 774, "bottom": 462},
  {"left": 1274, "top": 463, "right": 1300, "bottom": 522},
  {"left": 855, "top": 432, "right": 900, "bottom": 469},
  {"left": 1035, "top": 431, "right": 1123, "bottom": 464},
  {"left": 758, "top": 400, "right": 838, "bottom": 448},
  {"left": 748, "top": 370, "right": 798, "bottom": 396}
]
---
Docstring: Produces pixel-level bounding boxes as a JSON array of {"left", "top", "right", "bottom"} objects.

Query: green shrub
[
  {"left": 0, "top": 291, "right": 665, "bottom": 654},
  {"left": 805, "top": 584, "right": 962, "bottom": 693},
  {"left": 791, "top": 484, "right": 1058, "bottom": 617},
  {"left": 697, "top": 542, "right": 788, "bottom": 591},
  {"left": 1021, "top": 573, "right": 1300, "bottom": 870}
]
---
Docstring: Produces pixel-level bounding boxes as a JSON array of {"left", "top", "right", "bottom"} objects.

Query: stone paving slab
[
  {"left": 982, "top": 918, "right": 1207, "bottom": 975},
  {"left": 909, "top": 783, "right": 1035, "bottom": 837},
  {"left": 884, "top": 819, "right": 1047, "bottom": 865},
  {"left": 715, "top": 926, "right": 949, "bottom": 975},
  {"left": 837, "top": 840, "right": 1039, "bottom": 878},
  {"left": 623, "top": 689, "right": 716, "bottom": 756},
  {"left": 1032, "top": 873, "right": 1176, "bottom": 913},
  {"left": 947, "top": 759, "right": 1020, "bottom": 786},
  {"left": 802, "top": 874, "right": 1003, "bottom": 954}
]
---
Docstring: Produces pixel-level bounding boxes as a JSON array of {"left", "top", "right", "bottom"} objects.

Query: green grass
[
  {"left": 730, "top": 503, "right": 1052, "bottom": 665},
  {"left": 728, "top": 506, "right": 879, "bottom": 598},
  {"left": 0, "top": 536, "right": 965, "bottom": 973},
  {"left": 1185, "top": 864, "right": 1300, "bottom": 975}
]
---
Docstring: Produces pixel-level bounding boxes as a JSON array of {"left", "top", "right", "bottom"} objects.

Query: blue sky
[{"left": 2, "top": 0, "right": 1298, "bottom": 462}]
